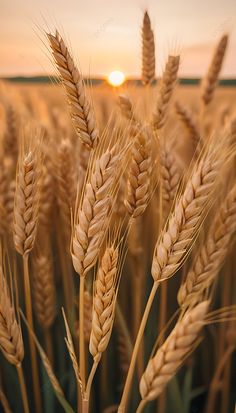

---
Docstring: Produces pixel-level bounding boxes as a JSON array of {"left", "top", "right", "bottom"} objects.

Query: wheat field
[{"left": 0, "top": 10, "right": 236, "bottom": 413}]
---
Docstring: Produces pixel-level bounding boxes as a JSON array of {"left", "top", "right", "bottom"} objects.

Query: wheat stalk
[
  {"left": 0, "top": 387, "right": 12, "bottom": 413},
  {"left": 153, "top": 55, "right": 180, "bottom": 130},
  {"left": 47, "top": 30, "right": 99, "bottom": 149},
  {"left": 178, "top": 182, "right": 236, "bottom": 308},
  {"left": 138, "top": 301, "right": 209, "bottom": 409},
  {"left": 142, "top": 11, "right": 155, "bottom": 85},
  {"left": 201, "top": 34, "right": 228, "bottom": 106}
]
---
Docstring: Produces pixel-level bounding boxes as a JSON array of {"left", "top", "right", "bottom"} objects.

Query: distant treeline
[{"left": 1, "top": 76, "right": 236, "bottom": 86}]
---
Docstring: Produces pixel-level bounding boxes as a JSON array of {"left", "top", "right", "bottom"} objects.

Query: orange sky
[{"left": 0, "top": 0, "right": 236, "bottom": 77}]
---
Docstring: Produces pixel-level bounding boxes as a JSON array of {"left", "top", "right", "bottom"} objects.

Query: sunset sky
[{"left": 1, "top": 0, "right": 236, "bottom": 77}]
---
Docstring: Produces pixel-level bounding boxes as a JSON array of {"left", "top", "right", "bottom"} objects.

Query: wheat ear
[
  {"left": 89, "top": 246, "right": 118, "bottom": 362},
  {"left": 142, "top": 11, "right": 155, "bottom": 85},
  {"left": 84, "top": 246, "right": 119, "bottom": 411},
  {"left": 47, "top": 31, "right": 99, "bottom": 149},
  {"left": 71, "top": 146, "right": 122, "bottom": 277},
  {"left": 13, "top": 149, "right": 40, "bottom": 256},
  {"left": 178, "top": 182, "right": 236, "bottom": 308},
  {"left": 124, "top": 130, "right": 152, "bottom": 218},
  {"left": 160, "top": 145, "right": 181, "bottom": 220},
  {"left": 119, "top": 95, "right": 137, "bottom": 124},
  {"left": 201, "top": 34, "right": 228, "bottom": 106},
  {"left": 138, "top": 301, "right": 209, "bottom": 409},
  {"left": 0, "top": 266, "right": 29, "bottom": 413},
  {"left": 0, "top": 267, "right": 24, "bottom": 366},
  {"left": 175, "top": 101, "right": 201, "bottom": 151},
  {"left": 57, "top": 138, "right": 77, "bottom": 233},
  {"left": 153, "top": 55, "right": 180, "bottom": 130},
  {"left": 151, "top": 136, "right": 230, "bottom": 282},
  {"left": 33, "top": 252, "right": 56, "bottom": 329}
]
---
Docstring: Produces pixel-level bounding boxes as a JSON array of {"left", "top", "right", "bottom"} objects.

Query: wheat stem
[
  {"left": 118, "top": 282, "right": 159, "bottom": 413},
  {"left": 79, "top": 276, "right": 86, "bottom": 389},
  {"left": 206, "top": 346, "right": 234, "bottom": 413},
  {"left": 16, "top": 364, "right": 30, "bottom": 413},
  {"left": 23, "top": 255, "right": 42, "bottom": 413}
]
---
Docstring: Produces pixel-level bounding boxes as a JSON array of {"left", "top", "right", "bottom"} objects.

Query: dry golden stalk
[
  {"left": 153, "top": 55, "right": 180, "bottom": 130},
  {"left": 142, "top": 11, "right": 155, "bottom": 85},
  {"left": 84, "top": 290, "right": 92, "bottom": 342},
  {"left": 13, "top": 149, "right": 41, "bottom": 256},
  {"left": 47, "top": 31, "right": 99, "bottom": 149},
  {"left": 201, "top": 34, "right": 228, "bottom": 106},
  {"left": 175, "top": 101, "right": 201, "bottom": 150},
  {"left": 72, "top": 146, "right": 121, "bottom": 277},
  {"left": 139, "top": 301, "right": 208, "bottom": 405},
  {"left": 0, "top": 267, "right": 24, "bottom": 366},
  {"left": 160, "top": 146, "right": 181, "bottom": 219},
  {"left": 89, "top": 246, "right": 118, "bottom": 362},
  {"left": 152, "top": 136, "right": 230, "bottom": 282},
  {"left": 178, "top": 182, "right": 236, "bottom": 308},
  {"left": 0, "top": 387, "right": 12, "bottom": 413},
  {"left": 0, "top": 159, "right": 8, "bottom": 235},
  {"left": 124, "top": 131, "right": 152, "bottom": 218},
  {"left": 57, "top": 138, "right": 77, "bottom": 231},
  {"left": 33, "top": 252, "right": 56, "bottom": 329}
]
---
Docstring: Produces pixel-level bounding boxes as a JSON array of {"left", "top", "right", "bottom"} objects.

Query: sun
[{"left": 108, "top": 71, "right": 126, "bottom": 87}]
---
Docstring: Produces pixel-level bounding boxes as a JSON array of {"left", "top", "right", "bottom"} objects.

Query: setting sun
[{"left": 108, "top": 70, "right": 126, "bottom": 87}]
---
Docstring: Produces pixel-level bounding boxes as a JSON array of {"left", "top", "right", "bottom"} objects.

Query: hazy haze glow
[{"left": 0, "top": 0, "right": 236, "bottom": 77}]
